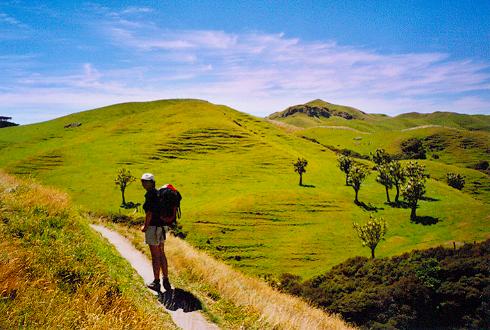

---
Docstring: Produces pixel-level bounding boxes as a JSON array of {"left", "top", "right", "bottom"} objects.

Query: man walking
[{"left": 141, "top": 173, "right": 172, "bottom": 292}]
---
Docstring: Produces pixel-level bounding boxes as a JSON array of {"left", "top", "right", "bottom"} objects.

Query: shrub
[
  {"left": 474, "top": 160, "right": 489, "bottom": 171},
  {"left": 447, "top": 172, "right": 465, "bottom": 190},
  {"left": 400, "top": 138, "right": 426, "bottom": 159},
  {"left": 280, "top": 240, "right": 490, "bottom": 329}
]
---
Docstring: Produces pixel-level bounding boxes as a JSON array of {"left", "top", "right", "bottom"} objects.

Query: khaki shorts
[{"left": 145, "top": 226, "right": 166, "bottom": 245}]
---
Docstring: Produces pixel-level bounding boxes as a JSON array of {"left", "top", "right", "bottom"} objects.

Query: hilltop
[
  {"left": 0, "top": 99, "right": 488, "bottom": 280},
  {"left": 269, "top": 99, "right": 371, "bottom": 121},
  {"left": 268, "top": 99, "right": 490, "bottom": 131}
]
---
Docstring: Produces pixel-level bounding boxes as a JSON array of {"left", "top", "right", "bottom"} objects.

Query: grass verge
[
  {"left": 96, "top": 217, "right": 354, "bottom": 330},
  {"left": 0, "top": 171, "right": 177, "bottom": 329}
]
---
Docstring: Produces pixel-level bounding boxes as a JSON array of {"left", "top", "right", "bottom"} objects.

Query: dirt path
[{"left": 90, "top": 224, "right": 219, "bottom": 330}]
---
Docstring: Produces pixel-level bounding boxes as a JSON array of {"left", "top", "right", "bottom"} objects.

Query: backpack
[{"left": 157, "top": 184, "right": 182, "bottom": 227}]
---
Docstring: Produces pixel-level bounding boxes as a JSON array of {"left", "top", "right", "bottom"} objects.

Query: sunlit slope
[
  {"left": 298, "top": 126, "right": 490, "bottom": 200},
  {"left": 269, "top": 100, "right": 490, "bottom": 202},
  {"left": 0, "top": 99, "right": 488, "bottom": 279},
  {"left": 269, "top": 99, "right": 490, "bottom": 132}
]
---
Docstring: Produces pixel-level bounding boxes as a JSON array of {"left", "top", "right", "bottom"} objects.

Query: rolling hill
[
  {"left": 270, "top": 100, "right": 490, "bottom": 202},
  {"left": 268, "top": 99, "right": 490, "bottom": 131},
  {"left": 0, "top": 99, "right": 488, "bottom": 279}
]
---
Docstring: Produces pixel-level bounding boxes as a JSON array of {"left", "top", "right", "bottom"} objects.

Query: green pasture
[{"left": 0, "top": 99, "right": 488, "bottom": 279}]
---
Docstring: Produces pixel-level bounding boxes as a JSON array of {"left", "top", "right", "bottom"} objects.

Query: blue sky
[{"left": 1, "top": 1, "right": 489, "bottom": 124}]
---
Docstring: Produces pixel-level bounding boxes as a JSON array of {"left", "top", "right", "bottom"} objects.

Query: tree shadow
[
  {"left": 412, "top": 216, "right": 441, "bottom": 226},
  {"left": 158, "top": 288, "right": 202, "bottom": 312},
  {"left": 355, "top": 201, "right": 384, "bottom": 212},
  {"left": 388, "top": 201, "right": 411, "bottom": 209},
  {"left": 300, "top": 184, "right": 316, "bottom": 188},
  {"left": 420, "top": 196, "right": 440, "bottom": 202},
  {"left": 120, "top": 201, "right": 141, "bottom": 211}
]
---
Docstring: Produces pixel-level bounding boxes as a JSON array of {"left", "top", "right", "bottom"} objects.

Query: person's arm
[{"left": 141, "top": 211, "right": 152, "bottom": 232}]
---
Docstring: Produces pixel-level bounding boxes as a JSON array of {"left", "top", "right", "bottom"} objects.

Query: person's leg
[
  {"left": 149, "top": 244, "right": 161, "bottom": 280},
  {"left": 158, "top": 243, "right": 168, "bottom": 278}
]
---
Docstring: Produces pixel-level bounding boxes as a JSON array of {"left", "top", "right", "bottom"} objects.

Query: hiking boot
[
  {"left": 147, "top": 279, "right": 161, "bottom": 292},
  {"left": 162, "top": 277, "right": 172, "bottom": 292}
]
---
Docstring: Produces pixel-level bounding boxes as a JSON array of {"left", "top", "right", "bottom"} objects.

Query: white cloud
[
  {"left": 2, "top": 13, "right": 490, "bottom": 123},
  {"left": 120, "top": 7, "right": 153, "bottom": 15},
  {"left": 0, "top": 12, "right": 28, "bottom": 28}
]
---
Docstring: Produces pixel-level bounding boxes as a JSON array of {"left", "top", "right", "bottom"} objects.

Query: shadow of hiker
[
  {"left": 412, "top": 216, "right": 440, "bottom": 225},
  {"left": 158, "top": 288, "right": 202, "bottom": 312},
  {"left": 355, "top": 201, "right": 383, "bottom": 212},
  {"left": 301, "top": 184, "right": 316, "bottom": 188}
]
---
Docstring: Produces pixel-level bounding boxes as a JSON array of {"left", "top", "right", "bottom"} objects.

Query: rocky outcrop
[
  {"left": 279, "top": 104, "right": 356, "bottom": 120},
  {"left": 280, "top": 105, "right": 331, "bottom": 118}
]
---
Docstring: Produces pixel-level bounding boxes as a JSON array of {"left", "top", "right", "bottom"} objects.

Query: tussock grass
[
  {"left": 109, "top": 220, "right": 354, "bottom": 330},
  {"left": 0, "top": 172, "right": 176, "bottom": 329},
  {"left": 166, "top": 235, "right": 353, "bottom": 329}
]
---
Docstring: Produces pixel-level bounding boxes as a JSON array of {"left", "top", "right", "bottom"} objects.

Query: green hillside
[
  {"left": 0, "top": 99, "right": 488, "bottom": 279},
  {"left": 270, "top": 100, "right": 490, "bottom": 202},
  {"left": 269, "top": 99, "right": 490, "bottom": 132},
  {"left": 0, "top": 172, "right": 176, "bottom": 329}
]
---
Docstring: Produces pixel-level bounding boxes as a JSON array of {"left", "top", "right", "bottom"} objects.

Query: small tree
[
  {"left": 353, "top": 215, "right": 387, "bottom": 259},
  {"left": 337, "top": 154, "right": 354, "bottom": 185},
  {"left": 388, "top": 160, "right": 405, "bottom": 203},
  {"left": 376, "top": 164, "right": 393, "bottom": 203},
  {"left": 371, "top": 148, "right": 392, "bottom": 168},
  {"left": 446, "top": 172, "right": 465, "bottom": 190},
  {"left": 115, "top": 168, "right": 136, "bottom": 206},
  {"left": 293, "top": 158, "right": 308, "bottom": 186},
  {"left": 402, "top": 162, "right": 427, "bottom": 220},
  {"left": 347, "top": 163, "right": 370, "bottom": 204}
]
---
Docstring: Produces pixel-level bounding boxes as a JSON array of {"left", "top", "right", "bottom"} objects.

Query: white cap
[{"left": 141, "top": 173, "right": 155, "bottom": 181}]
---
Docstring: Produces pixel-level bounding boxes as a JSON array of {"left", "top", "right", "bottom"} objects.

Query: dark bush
[
  {"left": 0, "top": 116, "right": 18, "bottom": 128},
  {"left": 279, "top": 240, "right": 490, "bottom": 329},
  {"left": 400, "top": 137, "right": 426, "bottom": 159},
  {"left": 474, "top": 160, "right": 489, "bottom": 171},
  {"left": 447, "top": 172, "right": 466, "bottom": 190}
]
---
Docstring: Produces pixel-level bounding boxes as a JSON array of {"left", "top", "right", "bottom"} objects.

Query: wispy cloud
[
  {"left": 103, "top": 19, "right": 490, "bottom": 100},
  {"left": 0, "top": 12, "right": 30, "bottom": 40},
  {"left": 1, "top": 8, "right": 489, "bottom": 123},
  {"left": 0, "top": 12, "right": 28, "bottom": 28},
  {"left": 119, "top": 6, "right": 153, "bottom": 15}
]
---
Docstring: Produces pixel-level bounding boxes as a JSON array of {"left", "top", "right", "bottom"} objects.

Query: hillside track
[{"left": 90, "top": 224, "right": 220, "bottom": 330}]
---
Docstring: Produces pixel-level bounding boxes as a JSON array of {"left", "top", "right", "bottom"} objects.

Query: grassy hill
[
  {"left": 1, "top": 171, "right": 352, "bottom": 330},
  {"left": 268, "top": 99, "right": 490, "bottom": 131},
  {"left": 0, "top": 99, "right": 488, "bottom": 280},
  {"left": 0, "top": 171, "right": 176, "bottom": 329},
  {"left": 270, "top": 100, "right": 490, "bottom": 202}
]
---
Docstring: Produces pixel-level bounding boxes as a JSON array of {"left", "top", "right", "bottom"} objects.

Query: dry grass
[
  {"left": 164, "top": 235, "right": 355, "bottom": 330},
  {"left": 108, "top": 217, "right": 355, "bottom": 330},
  {"left": 0, "top": 172, "right": 70, "bottom": 215},
  {"left": 104, "top": 214, "right": 354, "bottom": 330},
  {"left": 0, "top": 171, "right": 177, "bottom": 329}
]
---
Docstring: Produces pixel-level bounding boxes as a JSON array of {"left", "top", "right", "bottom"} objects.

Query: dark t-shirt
[{"left": 143, "top": 188, "right": 161, "bottom": 226}]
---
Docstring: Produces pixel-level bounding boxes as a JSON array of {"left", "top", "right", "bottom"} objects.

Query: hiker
[{"left": 140, "top": 173, "right": 172, "bottom": 292}]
